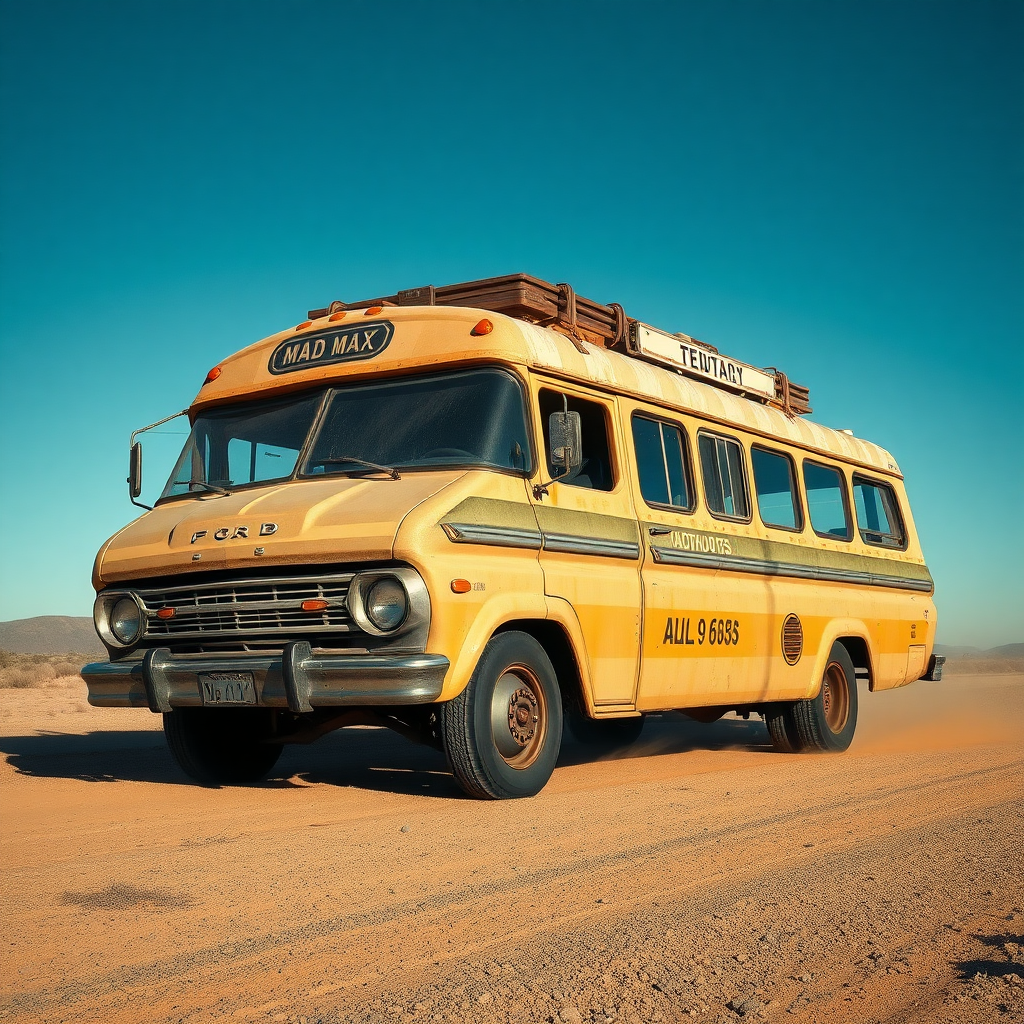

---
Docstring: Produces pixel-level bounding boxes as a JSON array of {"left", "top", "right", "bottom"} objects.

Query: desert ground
[{"left": 1, "top": 671, "right": 1022, "bottom": 1024}]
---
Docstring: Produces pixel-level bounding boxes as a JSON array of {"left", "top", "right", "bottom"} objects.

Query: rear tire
[
  {"left": 164, "top": 708, "right": 283, "bottom": 785},
  {"left": 440, "top": 631, "right": 562, "bottom": 799},
  {"left": 766, "top": 641, "right": 858, "bottom": 753}
]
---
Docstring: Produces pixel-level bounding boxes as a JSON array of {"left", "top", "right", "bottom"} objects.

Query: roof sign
[{"left": 631, "top": 323, "right": 777, "bottom": 402}]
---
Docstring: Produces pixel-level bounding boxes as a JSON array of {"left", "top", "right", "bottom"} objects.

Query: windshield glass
[
  {"left": 303, "top": 369, "right": 531, "bottom": 476},
  {"left": 158, "top": 368, "right": 531, "bottom": 502},
  {"left": 160, "top": 390, "right": 327, "bottom": 500}
]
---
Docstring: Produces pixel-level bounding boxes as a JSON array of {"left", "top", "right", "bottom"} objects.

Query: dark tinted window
[
  {"left": 853, "top": 476, "right": 905, "bottom": 548},
  {"left": 804, "top": 461, "right": 851, "bottom": 539},
  {"left": 632, "top": 415, "right": 693, "bottom": 510},
  {"left": 751, "top": 447, "right": 801, "bottom": 530},
  {"left": 305, "top": 369, "right": 531, "bottom": 475},
  {"left": 698, "top": 432, "right": 749, "bottom": 519},
  {"left": 540, "top": 390, "right": 614, "bottom": 490}
]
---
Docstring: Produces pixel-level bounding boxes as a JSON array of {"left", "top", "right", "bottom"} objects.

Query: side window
[
  {"left": 751, "top": 446, "right": 801, "bottom": 530},
  {"left": 803, "top": 461, "right": 851, "bottom": 540},
  {"left": 853, "top": 475, "right": 906, "bottom": 548},
  {"left": 539, "top": 389, "right": 614, "bottom": 491},
  {"left": 631, "top": 415, "right": 694, "bottom": 511},
  {"left": 698, "top": 432, "right": 750, "bottom": 519}
]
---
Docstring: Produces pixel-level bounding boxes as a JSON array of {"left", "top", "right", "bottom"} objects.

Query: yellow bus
[{"left": 83, "top": 274, "right": 941, "bottom": 798}]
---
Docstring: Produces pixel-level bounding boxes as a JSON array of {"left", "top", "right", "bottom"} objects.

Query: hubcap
[
  {"left": 822, "top": 662, "right": 850, "bottom": 733},
  {"left": 490, "top": 666, "right": 547, "bottom": 768}
]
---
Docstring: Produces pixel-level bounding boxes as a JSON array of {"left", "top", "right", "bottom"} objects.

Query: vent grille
[
  {"left": 781, "top": 614, "right": 803, "bottom": 665},
  {"left": 137, "top": 572, "right": 355, "bottom": 643}
]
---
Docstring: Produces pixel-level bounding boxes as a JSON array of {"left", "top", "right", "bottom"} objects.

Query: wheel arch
[
  {"left": 494, "top": 618, "right": 592, "bottom": 718},
  {"left": 809, "top": 620, "right": 875, "bottom": 698}
]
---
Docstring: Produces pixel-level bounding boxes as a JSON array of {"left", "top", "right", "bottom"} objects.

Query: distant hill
[
  {"left": 935, "top": 643, "right": 1024, "bottom": 660},
  {"left": 0, "top": 616, "right": 102, "bottom": 655}
]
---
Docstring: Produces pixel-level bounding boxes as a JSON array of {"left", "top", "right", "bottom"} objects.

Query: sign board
[
  {"left": 631, "top": 323, "right": 777, "bottom": 402},
  {"left": 268, "top": 321, "right": 394, "bottom": 375}
]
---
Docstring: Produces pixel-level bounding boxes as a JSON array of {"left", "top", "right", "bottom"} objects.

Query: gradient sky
[{"left": 1, "top": 0, "right": 1021, "bottom": 646}]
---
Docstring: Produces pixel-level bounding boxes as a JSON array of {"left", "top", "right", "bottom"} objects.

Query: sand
[{"left": 1, "top": 672, "right": 1022, "bottom": 1023}]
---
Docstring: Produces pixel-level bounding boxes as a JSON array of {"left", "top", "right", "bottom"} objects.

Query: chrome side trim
[
  {"left": 82, "top": 648, "right": 450, "bottom": 711},
  {"left": 541, "top": 532, "right": 641, "bottom": 560},
  {"left": 441, "top": 522, "right": 543, "bottom": 549},
  {"left": 650, "top": 545, "right": 934, "bottom": 592}
]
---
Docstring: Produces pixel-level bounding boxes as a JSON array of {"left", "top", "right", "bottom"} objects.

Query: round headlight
[
  {"left": 365, "top": 578, "right": 408, "bottom": 632},
  {"left": 110, "top": 596, "right": 143, "bottom": 645}
]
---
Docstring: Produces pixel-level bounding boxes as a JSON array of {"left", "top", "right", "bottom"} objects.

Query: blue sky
[{"left": 1, "top": 0, "right": 1021, "bottom": 647}]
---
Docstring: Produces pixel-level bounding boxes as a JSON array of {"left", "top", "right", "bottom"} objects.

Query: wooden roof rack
[{"left": 308, "top": 273, "right": 811, "bottom": 415}]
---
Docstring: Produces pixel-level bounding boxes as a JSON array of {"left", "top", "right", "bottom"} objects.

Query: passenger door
[
  {"left": 527, "top": 379, "right": 642, "bottom": 707},
  {"left": 624, "top": 401, "right": 771, "bottom": 710}
]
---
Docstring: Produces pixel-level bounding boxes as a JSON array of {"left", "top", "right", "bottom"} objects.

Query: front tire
[
  {"left": 439, "top": 631, "right": 562, "bottom": 799},
  {"left": 164, "top": 708, "right": 283, "bottom": 785},
  {"left": 765, "top": 641, "right": 858, "bottom": 753}
]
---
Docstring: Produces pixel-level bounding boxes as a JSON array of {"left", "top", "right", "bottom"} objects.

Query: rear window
[
  {"left": 803, "top": 461, "right": 851, "bottom": 540},
  {"left": 853, "top": 476, "right": 906, "bottom": 548},
  {"left": 698, "top": 432, "right": 750, "bottom": 520}
]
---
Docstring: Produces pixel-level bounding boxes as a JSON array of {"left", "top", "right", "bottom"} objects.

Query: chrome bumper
[{"left": 82, "top": 642, "right": 449, "bottom": 713}]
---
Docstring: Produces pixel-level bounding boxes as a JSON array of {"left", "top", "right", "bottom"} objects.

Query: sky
[{"left": 0, "top": 0, "right": 1021, "bottom": 647}]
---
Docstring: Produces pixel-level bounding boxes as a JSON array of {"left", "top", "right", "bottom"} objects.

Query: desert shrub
[
  {"left": 52, "top": 660, "right": 84, "bottom": 678},
  {"left": 0, "top": 651, "right": 90, "bottom": 688}
]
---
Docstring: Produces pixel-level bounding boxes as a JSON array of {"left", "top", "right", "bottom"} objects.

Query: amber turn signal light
[
  {"left": 450, "top": 579, "right": 472, "bottom": 594},
  {"left": 203, "top": 366, "right": 222, "bottom": 385},
  {"left": 329, "top": 310, "right": 347, "bottom": 321},
  {"left": 364, "top": 305, "right": 383, "bottom": 315},
  {"left": 301, "top": 599, "right": 329, "bottom": 612},
  {"left": 472, "top": 319, "right": 493, "bottom": 336},
  {"left": 156, "top": 607, "right": 175, "bottom": 620},
  {"left": 295, "top": 320, "right": 313, "bottom": 331}
]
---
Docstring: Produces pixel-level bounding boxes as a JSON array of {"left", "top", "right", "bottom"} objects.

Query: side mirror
[
  {"left": 128, "top": 441, "right": 143, "bottom": 499},
  {"left": 548, "top": 409, "right": 582, "bottom": 472}
]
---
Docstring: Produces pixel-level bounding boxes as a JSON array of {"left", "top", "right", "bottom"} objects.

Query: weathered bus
[{"left": 83, "top": 274, "right": 941, "bottom": 798}]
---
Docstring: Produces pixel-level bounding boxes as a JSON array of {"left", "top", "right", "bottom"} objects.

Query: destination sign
[
  {"left": 268, "top": 320, "right": 394, "bottom": 375},
  {"left": 631, "top": 323, "right": 777, "bottom": 401}
]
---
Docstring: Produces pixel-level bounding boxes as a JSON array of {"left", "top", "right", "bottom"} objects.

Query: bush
[{"left": 0, "top": 650, "right": 88, "bottom": 688}]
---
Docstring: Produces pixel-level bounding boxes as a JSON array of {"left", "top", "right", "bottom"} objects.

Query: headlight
[
  {"left": 109, "top": 596, "right": 143, "bottom": 645},
  {"left": 364, "top": 578, "right": 408, "bottom": 632}
]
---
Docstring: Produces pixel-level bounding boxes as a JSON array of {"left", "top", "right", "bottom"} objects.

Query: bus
[{"left": 83, "top": 273, "right": 941, "bottom": 798}]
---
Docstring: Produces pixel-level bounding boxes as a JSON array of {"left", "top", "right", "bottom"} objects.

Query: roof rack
[{"left": 308, "top": 273, "right": 811, "bottom": 415}]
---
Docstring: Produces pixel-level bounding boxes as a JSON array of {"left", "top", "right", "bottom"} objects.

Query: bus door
[
  {"left": 623, "top": 402, "right": 769, "bottom": 710},
  {"left": 527, "top": 381, "right": 642, "bottom": 707}
]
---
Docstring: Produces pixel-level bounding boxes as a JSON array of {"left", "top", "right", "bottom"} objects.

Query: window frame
[
  {"left": 851, "top": 473, "right": 908, "bottom": 551},
  {"left": 750, "top": 444, "right": 804, "bottom": 533},
  {"left": 696, "top": 429, "right": 752, "bottom": 524},
  {"left": 801, "top": 458, "right": 854, "bottom": 542},
  {"left": 538, "top": 386, "right": 619, "bottom": 492},
  {"left": 629, "top": 411, "right": 697, "bottom": 515}
]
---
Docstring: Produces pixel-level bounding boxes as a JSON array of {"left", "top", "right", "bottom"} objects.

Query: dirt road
[{"left": 2, "top": 673, "right": 1022, "bottom": 1024}]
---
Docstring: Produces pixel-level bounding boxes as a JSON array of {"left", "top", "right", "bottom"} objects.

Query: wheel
[
  {"left": 766, "top": 641, "right": 858, "bottom": 753},
  {"left": 565, "top": 710, "right": 644, "bottom": 749},
  {"left": 439, "top": 631, "right": 562, "bottom": 799},
  {"left": 164, "top": 708, "right": 283, "bottom": 785}
]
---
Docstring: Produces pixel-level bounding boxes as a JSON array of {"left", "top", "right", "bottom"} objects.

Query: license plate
[{"left": 199, "top": 672, "right": 256, "bottom": 705}]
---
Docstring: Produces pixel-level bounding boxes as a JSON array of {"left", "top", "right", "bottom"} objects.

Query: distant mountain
[
  {"left": 934, "top": 643, "right": 1023, "bottom": 659},
  {"left": 0, "top": 616, "right": 102, "bottom": 655}
]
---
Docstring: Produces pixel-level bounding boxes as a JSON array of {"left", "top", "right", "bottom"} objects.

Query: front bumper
[{"left": 82, "top": 642, "right": 449, "bottom": 713}]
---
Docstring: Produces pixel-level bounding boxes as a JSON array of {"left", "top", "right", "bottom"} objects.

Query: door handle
[{"left": 648, "top": 526, "right": 672, "bottom": 536}]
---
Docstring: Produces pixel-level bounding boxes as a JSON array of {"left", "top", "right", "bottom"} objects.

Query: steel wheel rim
[
  {"left": 822, "top": 662, "right": 850, "bottom": 733},
  {"left": 490, "top": 664, "right": 547, "bottom": 769}
]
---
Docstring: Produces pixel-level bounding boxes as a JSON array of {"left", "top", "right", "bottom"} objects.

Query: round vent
[{"left": 781, "top": 614, "right": 803, "bottom": 665}]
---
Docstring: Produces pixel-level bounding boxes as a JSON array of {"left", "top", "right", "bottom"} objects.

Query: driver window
[{"left": 539, "top": 390, "right": 614, "bottom": 491}]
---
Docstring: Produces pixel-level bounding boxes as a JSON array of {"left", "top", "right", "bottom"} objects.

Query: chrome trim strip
[
  {"left": 650, "top": 545, "right": 934, "bottom": 592},
  {"left": 135, "top": 570, "right": 355, "bottom": 598},
  {"left": 441, "top": 522, "right": 543, "bottom": 549},
  {"left": 541, "top": 532, "right": 641, "bottom": 560},
  {"left": 82, "top": 649, "right": 450, "bottom": 710}
]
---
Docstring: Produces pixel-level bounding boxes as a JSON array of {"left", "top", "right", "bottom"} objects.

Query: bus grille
[{"left": 137, "top": 572, "right": 356, "bottom": 642}]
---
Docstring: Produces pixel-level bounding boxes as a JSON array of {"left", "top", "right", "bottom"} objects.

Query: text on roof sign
[{"left": 268, "top": 321, "right": 394, "bottom": 375}]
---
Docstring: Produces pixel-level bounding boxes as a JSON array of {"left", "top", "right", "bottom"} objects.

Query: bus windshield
[{"left": 159, "top": 368, "right": 532, "bottom": 501}]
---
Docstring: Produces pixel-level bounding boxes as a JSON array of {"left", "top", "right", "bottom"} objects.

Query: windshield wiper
[
  {"left": 185, "top": 480, "right": 232, "bottom": 495},
  {"left": 318, "top": 456, "right": 401, "bottom": 480}
]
